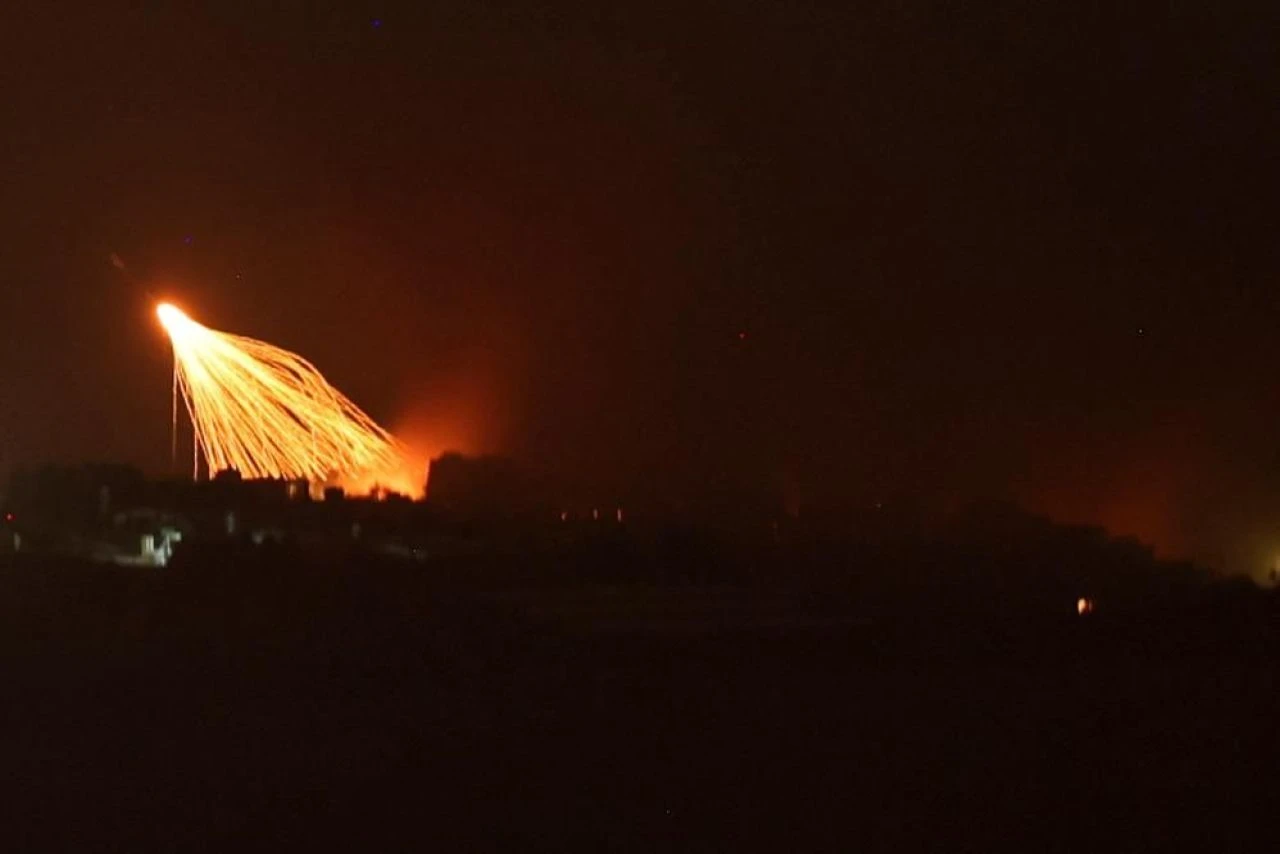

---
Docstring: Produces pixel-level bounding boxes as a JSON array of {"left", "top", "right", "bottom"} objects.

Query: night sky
[{"left": 3, "top": 2, "right": 1280, "bottom": 571}]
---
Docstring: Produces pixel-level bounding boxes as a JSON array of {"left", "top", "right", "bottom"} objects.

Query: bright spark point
[
  {"left": 156, "top": 303, "right": 186, "bottom": 331},
  {"left": 157, "top": 303, "right": 407, "bottom": 488}
]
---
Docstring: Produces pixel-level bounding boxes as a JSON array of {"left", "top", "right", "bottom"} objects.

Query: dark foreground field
[{"left": 0, "top": 553, "right": 1276, "bottom": 851}]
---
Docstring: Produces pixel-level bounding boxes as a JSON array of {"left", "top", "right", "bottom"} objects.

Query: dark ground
[{"left": 0, "top": 553, "right": 1275, "bottom": 851}]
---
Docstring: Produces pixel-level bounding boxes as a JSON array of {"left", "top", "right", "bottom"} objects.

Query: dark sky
[{"left": 3, "top": 2, "right": 1280, "bottom": 570}]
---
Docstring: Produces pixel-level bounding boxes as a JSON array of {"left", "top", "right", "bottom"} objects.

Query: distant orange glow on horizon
[
  {"left": 329, "top": 412, "right": 487, "bottom": 500},
  {"left": 1024, "top": 481, "right": 1182, "bottom": 559}
]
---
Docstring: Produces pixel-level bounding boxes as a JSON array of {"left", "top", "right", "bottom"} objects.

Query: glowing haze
[{"left": 157, "top": 303, "right": 420, "bottom": 495}]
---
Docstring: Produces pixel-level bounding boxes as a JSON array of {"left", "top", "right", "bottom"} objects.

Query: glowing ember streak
[{"left": 157, "top": 303, "right": 406, "bottom": 487}]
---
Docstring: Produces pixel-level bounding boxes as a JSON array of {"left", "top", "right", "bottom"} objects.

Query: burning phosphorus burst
[{"left": 157, "top": 303, "right": 404, "bottom": 484}]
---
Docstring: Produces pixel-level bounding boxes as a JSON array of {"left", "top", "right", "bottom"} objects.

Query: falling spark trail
[
  {"left": 171, "top": 359, "right": 179, "bottom": 471},
  {"left": 157, "top": 303, "right": 404, "bottom": 485}
]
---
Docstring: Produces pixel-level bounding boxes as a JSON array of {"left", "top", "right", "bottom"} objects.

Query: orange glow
[
  {"left": 388, "top": 408, "right": 482, "bottom": 465},
  {"left": 1020, "top": 415, "right": 1208, "bottom": 560},
  {"left": 1077, "top": 597, "right": 1094, "bottom": 615},
  {"left": 157, "top": 303, "right": 412, "bottom": 493},
  {"left": 335, "top": 460, "right": 427, "bottom": 499}
]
